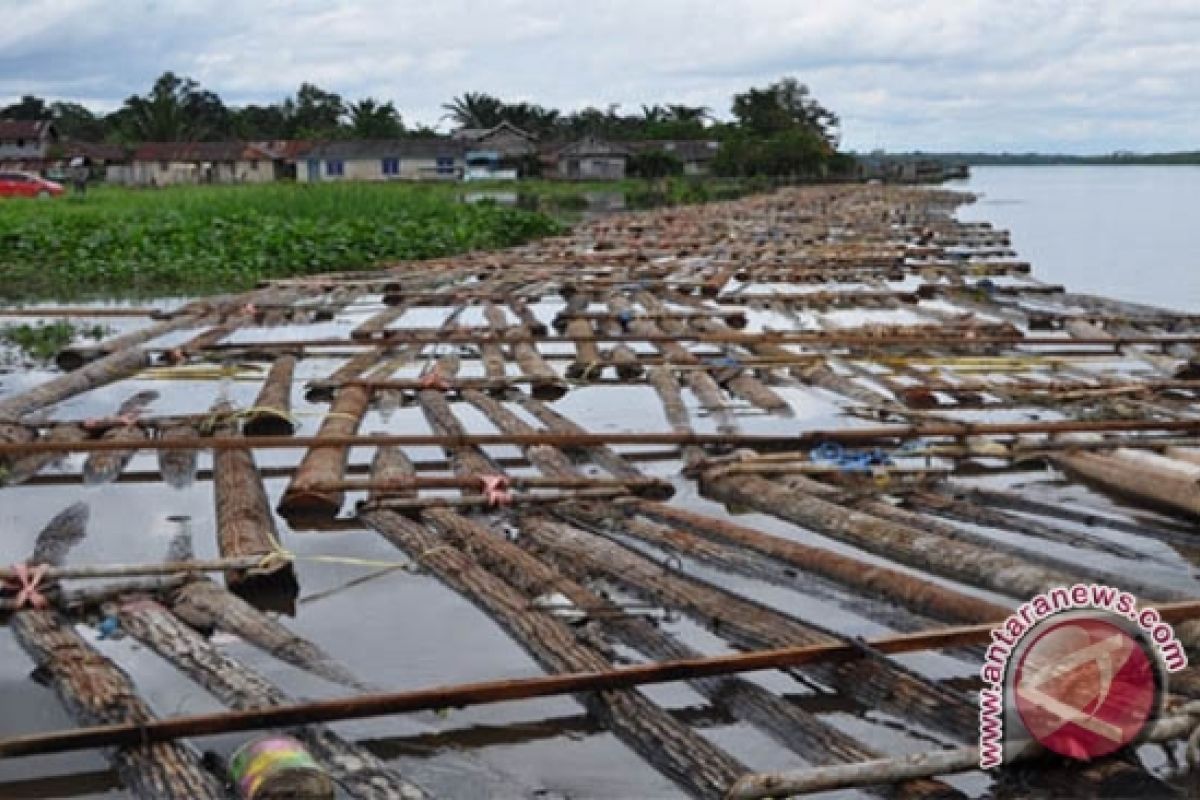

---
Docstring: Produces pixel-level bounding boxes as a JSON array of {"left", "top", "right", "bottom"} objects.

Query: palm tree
[{"left": 440, "top": 92, "right": 505, "bottom": 128}]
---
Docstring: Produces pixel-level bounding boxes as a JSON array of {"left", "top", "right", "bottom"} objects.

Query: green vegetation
[
  {"left": 0, "top": 321, "right": 109, "bottom": 362},
  {"left": 0, "top": 183, "right": 563, "bottom": 300}
]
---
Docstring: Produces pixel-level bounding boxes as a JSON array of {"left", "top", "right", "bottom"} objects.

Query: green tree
[
  {"left": 286, "top": 83, "right": 345, "bottom": 138},
  {"left": 441, "top": 92, "right": 505, "bottom": 128},
  {"left": 112, "top": 72, "right": 231, "bottom": 141},
  {"left": 50, "top": 102, "right": 107, "bottom": 140},
  {"left": 730, "top": 77, "right": 838, "bottom": 146},
  {"left": 231, "top": 103, "right": 290, "bottom": 139},
  {"left": 347, "top": 98, "right": 404, "bottom": 138},
  {"left": 0, "top": 94, "right": 51, "bottom": 120},
  {"left": 628, "top": 150, "right": 684, "bottom": 178}
]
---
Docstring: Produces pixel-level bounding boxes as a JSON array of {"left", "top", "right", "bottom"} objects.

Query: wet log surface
[
  {"left": 11, "top": 611, "right": 227, "bottom": 800},
  {"left": 244, "top": 354, "right": 296, "bottom": 436},
  {"left": 520, "top": 514, "right": 979, "bottom": 743},
  {"left": 116, "top": 599, "right": 427, "bottom": 800},
  {"left": 362, "top": 507, "right": 747, "bottom": 800}
]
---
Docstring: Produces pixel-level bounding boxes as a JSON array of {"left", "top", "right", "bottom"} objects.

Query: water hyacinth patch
[{"left": 0, "top": 183, "right": 563, "bottom": 300}]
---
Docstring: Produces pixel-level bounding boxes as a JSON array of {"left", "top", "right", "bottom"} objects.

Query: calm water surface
[{"left": 953, "top": 166, "right": 1200, "bottom": 313}]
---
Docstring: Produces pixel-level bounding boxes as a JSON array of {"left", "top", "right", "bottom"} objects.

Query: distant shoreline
[{"left": 873, "top": 153, "right": 1200, "bottom": 167}]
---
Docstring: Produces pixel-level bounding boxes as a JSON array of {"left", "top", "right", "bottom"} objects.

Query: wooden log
[
  {"left": 479, "top": 341, "right": 507, "bottom": 383},
  {"left": 646, "top": 366, "right": 704, "bottom": 466},
  {"left": 510, "top": 298, "right": 548, "bottom": 336},
  {"left": 81, "top": 392, "right": 157, "bottom": 485},
  {"left": 361, "top": 507, "right": 747, "bottom": 800},
  {"left": 630, "top": 500, "right": 1012, "bottom": 625},
  {"left": 1, "top": 613, "right": 1185, "bottom": 760},
  {"left": 212, "top": 404, "right": 298, "bottom": 610},
  {"left": 908, "top": 488, "right": 1150, "bottom": 561},
  {"left": 517, "top": 395, "right": 644, "bottom": 480},
  {"left": 415, "top": 356, "right": 499, "bottom": 478},
  {"left": 115, "top": 599, "right": 429, "bottom": 800},
  {"left": 366, "top": 444, "right": 417, "bottom": 504},
  {"left": 701, "top": 473, "right": 1074, "bottom": 602},
  {"left": 519, "top": 515, "right": 978, "bottom": 742},
  {"left": 54, "top": 310, "right": 211, "bottom": 371},
  {"left": 423, "top": 507, "right": 955, "bottom": 799},
  {"left": 169, "top": 580, "right": 367, "bottom": 691},
  {"left": 509, "top": 340, "right": 566, "bottom": 400},
  {"left": 686, "top": 369, "right": 737, "bottom": 434},
  {"left": 157, "top": 424, "right": 200, "bottom": 489},
  {"left": 461, "top": 389, "right": 577, "bottom": 477},
  {"left": 564, "top": 318, "right": 603, "bottom": 380},
  {"left": 304, "top": 347, "right": 380, "bottom": 403},
  {"left": 0, "top": 346, "right": 148, "bottom": 423},
  {"left": 351, "top": 305, "right": 407, "bottom": 340},
  {"left": 10, "top": 611, "right": 227, "bottom": 799},
  {"left": 243, "top": 354, "right": 296, "bottom": 436},
  {"left": 1052, "top": 449, "right": 1200, "bottom": 519},
  {"left": 0, "top": 423, "right": 88, "bottom": 485},
  {"left": 279, "top": 378, "right": 372, "bottom": 525},
  {"left": 727, "top": 712, "right": 1195, "bottom": 800},
  {"left": 787, "top": 476, "right": 1179, "bottom": 599},
  {"left": 606, "top": 343, "right": 644, "bottom": 380}
]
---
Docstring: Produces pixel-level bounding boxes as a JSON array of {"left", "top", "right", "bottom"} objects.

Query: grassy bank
[{"left": 0, "top": 182, "right": 563, "bottom": 300}]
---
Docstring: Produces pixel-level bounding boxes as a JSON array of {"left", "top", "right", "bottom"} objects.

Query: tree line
[{"left": 1, "top": 72, "right": 851, "bottom": 177}]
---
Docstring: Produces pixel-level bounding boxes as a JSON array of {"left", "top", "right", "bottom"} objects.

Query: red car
[{"left": 0, "top": 171, "right": 64, "bottom": 199}]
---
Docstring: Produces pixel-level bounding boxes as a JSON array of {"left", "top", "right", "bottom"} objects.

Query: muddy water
[{"left": 2, "top": 293, "right": 1198, "bottom": 799}]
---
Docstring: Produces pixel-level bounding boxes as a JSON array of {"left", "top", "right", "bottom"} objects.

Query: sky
[{"left": 1, "top": 0, "right": 1198, "bottom": 153}]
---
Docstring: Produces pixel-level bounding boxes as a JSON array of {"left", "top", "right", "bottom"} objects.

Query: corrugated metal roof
[
  {"left": 132, "top": 141, "right": 272, "bottom": 162},
  {"left": 0, "top": 120, "right": 55, "bottom": 140},
  {"left": 298, "top": 138, "right": 467, "bottom": 160}
]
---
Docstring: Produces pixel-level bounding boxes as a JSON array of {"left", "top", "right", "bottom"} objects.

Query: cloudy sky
[{"left": 2, "top": 0, "right": 1198, "bottom": 153}]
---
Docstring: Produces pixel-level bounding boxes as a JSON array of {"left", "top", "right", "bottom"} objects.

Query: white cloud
[{"left": 0, "top": 0, "right": 1197, "bottom": 151}]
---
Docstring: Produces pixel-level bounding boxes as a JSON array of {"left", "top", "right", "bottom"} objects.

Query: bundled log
[
  {"left": 243, "top": 354, "right": 296, "bottom": 436},
  {"left": 362, "top": 507, "right": 747, "bottom": 800},
  {"left": 10, "top": 611, "right": 227, "bottom": 799},
  {"left": 702, "top": 473, "right": 1077, "bottom": 601},
  {"left": 211, "top": 404, "right": 298, "bottom": 609},
  {"left": 116, "top": 599, "right": 428, "bottom": 800},
  {"left": 520, "top": 515, "right": 978, "bottom": 742},
  {"left": 169, "top": 579, "right": 367, "bottom": 691},
  {"left": 423, "top": 508, "right": 954, "bottom": 799},
  {"left": 631, "top": 500, "right": 1012, "bottom": 625}
]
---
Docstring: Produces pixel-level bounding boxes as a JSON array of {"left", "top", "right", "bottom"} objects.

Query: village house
[
  {"left": 555, "top": 136, "right": 632, "bottom": 180},
  {"left": 297, "top": 139, "right": 466, "bottom": 182},
  {"left": 0, "top": 120, "right": 58, "bottom": 170},
  {"left": 49, "top": 142, "right": 132, "bottom": 182},
  {"left": 112, "top": 141, "right": 278, "bottom": 186},
  {"left": 453, "top": 121, "right": 539, "bottom": 179}
]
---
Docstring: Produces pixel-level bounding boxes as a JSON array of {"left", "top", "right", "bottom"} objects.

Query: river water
[{"left": 953, "top": 165, "right": 1200, "bottom": 313}]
